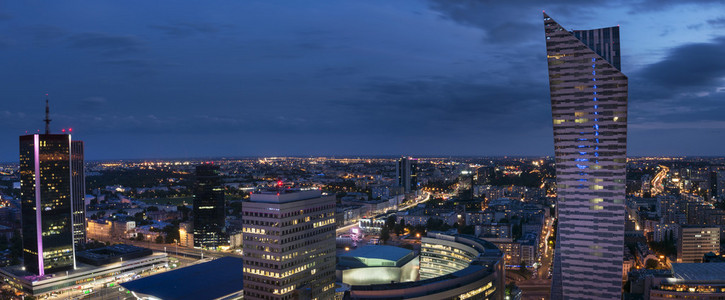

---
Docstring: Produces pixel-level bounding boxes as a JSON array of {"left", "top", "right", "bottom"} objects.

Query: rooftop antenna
[{"left": 43, "top": 94, "right": 51, "bottom": 134}]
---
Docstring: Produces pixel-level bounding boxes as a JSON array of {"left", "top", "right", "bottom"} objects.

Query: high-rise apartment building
[
  {"left": 192, "top": 164, "right": 226, "bottom": 249},
  {"left": 397, "top": 157, "right": 418, "bottom": 194},
  {"left": 20, "top": 133, "right": 75, "bottom": 275},
  {"left": 242, "top": 189, "right": 336, "bottom": 300},
  {"left": 544, "top": 13, "right": 628, "bottom": 299},
  {"left": 677, "top": 226, "right": 720, "bottom": 263},
  {"left": 71, "top": 140, "right": 86, "bottom": 248}
]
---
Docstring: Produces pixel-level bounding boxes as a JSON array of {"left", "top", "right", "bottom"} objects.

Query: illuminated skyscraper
[
  {"left": 20, "top": 133, "right": 75, "bottom": 275},
  {"left": 544, "top": 13, "right": 628, "bottom": 299},
  {"left": 397, "top": 157, "right": 418, "bottom": 193},
  {"left": 71, "top": 140, "right": 86, "bottom": 248},
  {"left": 192, "top": 163, "right": 226, "bottom": 249},
  {"left": 242, "top": 189, "right": 336, "bottom": 300}
]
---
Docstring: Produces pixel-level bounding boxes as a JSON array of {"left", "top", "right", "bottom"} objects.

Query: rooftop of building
[
  {"left": 338, "top": 245, "right": 416, "bottom": 268},
  {"left": 249, "top": 188, "right": 324, "bottom": 203},
  {"left": 76, "top": 244, "right": 153, "bottom": 266},
  {"left": 671, "top": 263, "right": 725, "bottom": 282},
  {"left": 121, "top": 256, "right": 243, "bottom": 300}
]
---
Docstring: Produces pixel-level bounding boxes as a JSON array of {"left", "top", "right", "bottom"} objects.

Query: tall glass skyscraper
[
  {"left": 192, "top": 164, "right": 226, "bottom": 249},
  {"left": 71, "top": 140, "right": 86, "bottom": 248},
  {"left": 544, "top": 13, "right": 628, "bottom": 299},
  {"left": 397, "top": 157, "right": 418, "bottom": 194},
  {"left": 20, "top": 133, "right": 75, "bottom": 275}
]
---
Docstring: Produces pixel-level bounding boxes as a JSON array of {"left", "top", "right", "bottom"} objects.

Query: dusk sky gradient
[{"left": 2, "top": 1, "right": 725, "bottom": 160}]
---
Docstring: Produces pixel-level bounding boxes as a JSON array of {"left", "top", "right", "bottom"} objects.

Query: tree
[
  {"left": 155, "top": 235, "right": 165, "bottom": 244},
  {"left": 380, "top": 227, "right": 390, "bottom": 244},
  {"left": 645, "top": 259, "right": 659, "bottom": 269},
  {"left": 136, "top": 234, "right": 145, "bottom": 241},
  {"left": 386, "top": 215, "right": 397, "bottom": 230}
]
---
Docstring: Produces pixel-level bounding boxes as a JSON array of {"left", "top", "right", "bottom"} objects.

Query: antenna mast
[{"left": 43, "top": 95, "right": 51, "bottom": 134}]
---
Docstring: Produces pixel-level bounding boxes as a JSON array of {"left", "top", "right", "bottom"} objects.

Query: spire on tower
[{"left": 43, "top": 94, "right": 51, "bottom": 134}]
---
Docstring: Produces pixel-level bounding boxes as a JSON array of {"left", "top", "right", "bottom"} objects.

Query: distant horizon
[{"left": 3, "top": 153, "right": 725, "bottom": 165}]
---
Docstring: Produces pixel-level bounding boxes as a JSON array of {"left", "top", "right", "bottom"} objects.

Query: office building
[
  {"left": 70, "top": 140, "right": 86, "bottom": 248},
  {"left": 396, "top": 157, "right": 418, "bottom": 194},
  {"left": 192, "top": 164, "right": 226, "bottom": 249},
  {"left": 677, "top": 226, "right": 720, "bottom": 263},
  {"left": 242, "top": 189, "right": 336, "bottom": 300},
  {"left": 544, "top": 13, "right": 628, "bottom": 299},
  {"left": 19, "top": 132, "right": 75, "bottom": 276}
]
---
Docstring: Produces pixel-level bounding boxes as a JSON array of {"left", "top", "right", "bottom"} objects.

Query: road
[
  {"left": 336, "top": 191, "right": 432, "bottom": 235},
  {"left": 517, "top": 279, "right": 552, "bottom": 300},
  {"left": 650, "top": 165, "right": 669, "bottom": 195},
  {"left": 536, "top": 217, "right": 555, "bottom": 278}
]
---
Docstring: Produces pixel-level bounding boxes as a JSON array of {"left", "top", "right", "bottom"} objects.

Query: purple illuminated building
[{"left": 544, "top": 13, "right": 628, "bottom": 299}]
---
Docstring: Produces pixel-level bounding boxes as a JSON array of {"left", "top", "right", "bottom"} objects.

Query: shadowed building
[
  {"left": 19, "top": 133, "right": 75, "bottom": 275},
  {"left": 70, "top": 140, "right": 86, "bottom": 248},
  {"left": 397, "top": 157, "right": 418, "bottom": 194},
  {"left": 192, "top": 164, "right": 226, "bottom": 249},
  {"left": 544, "top": 13, "right": 628, "bottom": 299}
]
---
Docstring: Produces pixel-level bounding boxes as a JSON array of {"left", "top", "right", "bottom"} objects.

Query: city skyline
[{"left": 1, "top": 1, "right": 725, "bottom": 160}]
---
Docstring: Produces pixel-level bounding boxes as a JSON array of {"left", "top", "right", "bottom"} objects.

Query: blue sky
[{"left": 1, "top": 1, "right": 725, "bottom": 160}]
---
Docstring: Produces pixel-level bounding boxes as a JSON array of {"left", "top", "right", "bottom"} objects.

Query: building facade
[
  {"left": 19, "top": 133, "right": 76, "bottom": 276},
  {"left": 242, "top": 189, "right": 336, "bottom": 300},
  {"left": 677, "top": 226, "right": 720, "bottom": 263},
  {"left": 396, "top": 157, "right": 418, "bottom": 194},
  {"left": 70, "top": 140, "right": 86, "bottom": 248},
  {"left": 544, "top": 13, "right": 628, "bottom": 299},
  {"left": 192, "top": 164, "right": 226, "bottom": 249}
]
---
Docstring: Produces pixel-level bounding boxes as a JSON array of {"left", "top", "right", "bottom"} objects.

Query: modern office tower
[
  {"left": 397, "top": 157, "right": 418, "bottom": 194},
  {"left": 70, "top": 140, "right": 86, "bottom": 248},
  {"left": 242, "top": 189, "right": 336, "bottom": 300},
  {"left": 544, "top": 13, "right": 628, "bottom": 299},
  {"left": 716, "top": 170, "right": 725, "bottom": 199},
  {"left": 192, "top": 164, "right": 226, "bottom": 249},
  {"left": 677, "top": 226, "right": 720, "bottom": 263},
  {"left": 19, "top": 133, "right": 75, "bottom": 275}
]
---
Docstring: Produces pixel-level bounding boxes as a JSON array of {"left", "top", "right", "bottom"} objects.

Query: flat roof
[
  {"left": 121, "top": 257, "right": 243, "bottom": 300},
  {"left": 340, "top": 245, "right": 413, "bottom": 263},
  {"left": 671, "top": 263, "right": 725, "bottom": 281}
]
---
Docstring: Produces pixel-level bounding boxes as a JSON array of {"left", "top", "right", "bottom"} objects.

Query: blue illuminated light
[
  {"left": 595, "top": 132, "right": 599, "bottom": 136},
  {"left": 593, "top": 124, "right": 599, "bottom": 130},
  {"left": 592, "top": 64, "right": 596, "bottom": 68},
  {"left": 595, "top": 152, "right": 599, "bottom": 157},
  {"left": 576, "top": 164, "right": 588, "bottom": 169},
  {"left": 577, "top": 179, "right": 588, "bottom": 182},
  {"left": 595, "top": 138, "right": 600, "bottom": 143},
  {"left": 592, "top": 58, "right": 596, "bottom": 62},
  {"left": 593, "top": 78, "right": 596, "bottom": 81},
  {"left": 593, "top": 85, "right": 597, "bottom": 89},
  {"left": 592, "top": 71, "right": 596, "bottom": 75},
  {"left": 575, "top": 158, "right": 589, "bottom": 162},
  {"left": 579, "top": 151, "right": 587, "bottom": 155},
  {"left": 594, "top": 105, "right": 598, "bottom": 109}
]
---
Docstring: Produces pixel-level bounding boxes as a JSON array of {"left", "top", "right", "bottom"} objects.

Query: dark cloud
[
  {"left": 707, "top": 17, "right": 725, "bottom": 28},
  {"left": 149, "top": 22, "right": 227, "bottom": 37},
  {"left": 636, "top": 36, "right": 725, "bottom": 88},
  {"left": 67, "top": 32, "right": 144, "bottom": 55},
  {"left": 18, "top": 25, "right": 66, "bottom": 45},
  {"left": 340, "top": 75, "right": 550, "bottom": 134}
]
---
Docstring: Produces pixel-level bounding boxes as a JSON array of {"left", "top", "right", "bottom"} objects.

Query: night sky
[{"left": 2, "top": 1, "right": 725, "bottom": 160}]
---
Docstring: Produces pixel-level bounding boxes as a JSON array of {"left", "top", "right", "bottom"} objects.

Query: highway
[{"left": 650, "top": 165, "right": 669, "bottom": 195}]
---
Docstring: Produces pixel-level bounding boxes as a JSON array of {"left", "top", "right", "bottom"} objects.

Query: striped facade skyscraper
[{"left": 544, "top": 13, "right": 628, "bottom": 299}]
